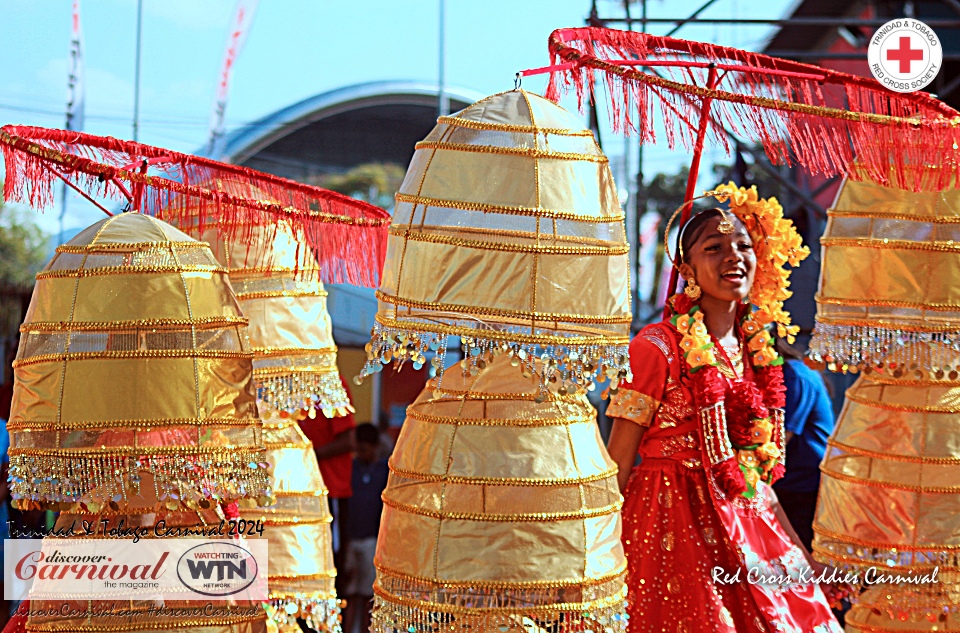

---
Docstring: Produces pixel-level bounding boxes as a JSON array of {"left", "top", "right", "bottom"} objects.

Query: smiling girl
[{"left": 606, "top": 185, "right": 843, "bottom": 633}]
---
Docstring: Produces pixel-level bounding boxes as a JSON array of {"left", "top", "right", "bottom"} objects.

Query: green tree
[
  {"left": 0, "top": 186, "right": 49, "bottom": 286},
  {"left": 311, "top": 162, "right": 406, "bottom": 212}
]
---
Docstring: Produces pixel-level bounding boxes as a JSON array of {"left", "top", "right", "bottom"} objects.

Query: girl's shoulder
[{"left": 630, "top": 321, "right": 681, "bottom": 367}]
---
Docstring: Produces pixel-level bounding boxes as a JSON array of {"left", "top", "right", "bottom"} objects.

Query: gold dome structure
[
  {"left": 363, "top": 90, "right": 630, "bottom": 633},
  {"left": 360, "top": 89, "right": 632, "bottom": 395},
  {"left": 7, "top": 212, "right": 270, "bottom": 513},
  {"left": 810, "top": 174, "right": 960, "bottom": 628}
]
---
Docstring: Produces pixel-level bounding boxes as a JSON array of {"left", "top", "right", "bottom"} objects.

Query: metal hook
[{"left": 514, "top": 73, "right": 522, "bottom": 90}]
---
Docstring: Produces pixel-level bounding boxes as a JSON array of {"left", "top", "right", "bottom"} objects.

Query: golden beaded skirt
[
  {"left": 361, "top": 89, "right": 632, "bottom": 394},
  {"left": 6, "top": 213, "right": 270, "bottom": 513},
  {"left": 812, "top": 350, "right": 960, "bottom": 622},
  {"left": 809, "top": 169, "right": 960, "bottom": 373},
  {"left": 371, "top": 354, "right": 628, "bottom": 633},
  {"left": 241, "top": 414, "right": 340, "bottom": 633}
]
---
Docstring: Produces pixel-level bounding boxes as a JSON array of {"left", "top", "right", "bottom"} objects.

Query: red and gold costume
[
  {"left": 610, "top": 311, "right": 841, "bottom": 633},
  {"left": 609, "top": 184, "right": 841, "bottom": 633}
]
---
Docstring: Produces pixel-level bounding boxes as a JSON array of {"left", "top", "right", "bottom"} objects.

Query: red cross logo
[{"left": 886, "top": 36, "right": 924, "bottom": 73}]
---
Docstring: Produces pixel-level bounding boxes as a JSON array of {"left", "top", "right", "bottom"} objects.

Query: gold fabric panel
[
  {"left": 373, "top": 354, "right": 626, "bottom": 602},
  {"left": 813, "top": 369, "right": 960, "bottom": 578},
  {"left": 13, "top": 356, "right": 257, "bottom": 423},
  {"left": 383, "top": 237, "right": 629, "bottom": 324}
]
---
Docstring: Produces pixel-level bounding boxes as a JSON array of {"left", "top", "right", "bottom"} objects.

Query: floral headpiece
[{"left": 665, "top": 183, "right": 810, "bottom": 344}]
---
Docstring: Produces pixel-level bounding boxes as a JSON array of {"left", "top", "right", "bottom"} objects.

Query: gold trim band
[
  {"left": 373, "top": 583, "right": 626, "bottom": 615},
  {"left": 828, "top": 438, "right": 960, "bottom": 465},
  {"left": 406, "top": 407, "right": 590, "bottom": 428},
  {"left": 14, "top": 349, "right": 252, "bottom": 368},
  {"left": 388, "top": 463, "right": 617, "bottom": 486},
  {"left": 394, "top": 192, "right": 624, "bottom": 223},
  {"left": 820, "top": 468, "right": 960, "bottom": 493},
  {"left": 56, "top": 241, "right": 211, "bottom": 253},
  {"left": 36, "top": 265, "right": 227, "bottom": 280},
  {"left": 6, "top": 417, "right": 257, "bottom": 431},
  {"left": 378, "top": 290, "right": 632, "bottom": 325},
  {"left": 436, "top": 116, "right": 597, "bottom": 137},
  {"left": 414, "top": 141, "right": 608, "bottom": 163},
  {"left": 821, "top": 236, "right": 960, "bottom": 253},
  {"left": 381, "top": 496, "right": 622, "bottom": 522},
  {"left": 375, "top": 564, "right": 627, "bottom": 589},
  {"left": 21, "top": 317, "right": 247, "bottom": 332},
  {"left": 814, "top": 524, "right": 960, "bottom": 551},
  {"left": 11, "top": 445, "right": 264, "bottom": 457},
  {"left": 816, "top": 294, "right": 960, "bottom": 312},
  {"left": 375, "top": 314, "right": 630, "bottom": 347},
  {"left": 830, "top": 208, "right": 960, "bottom": 224},
  {"left": 389, "top": 227, "right": 629, "bottom": 256}
]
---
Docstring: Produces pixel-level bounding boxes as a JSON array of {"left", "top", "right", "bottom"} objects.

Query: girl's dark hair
[{"left": 678, "top": 208, "right": 725, "bottom": 264}]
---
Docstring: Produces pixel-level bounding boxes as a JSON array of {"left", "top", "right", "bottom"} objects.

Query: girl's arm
[{"left": 607, "top": 419, "right": 647, "bottom": 492}]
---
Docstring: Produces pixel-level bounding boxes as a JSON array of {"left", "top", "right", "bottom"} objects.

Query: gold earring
[{"left": 684, "top": 278, "right": 701, "bottom": 300}]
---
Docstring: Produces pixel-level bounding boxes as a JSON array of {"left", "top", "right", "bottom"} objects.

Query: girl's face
[{"left": 680, "top": 214, "right": 756, "bottom": 304}]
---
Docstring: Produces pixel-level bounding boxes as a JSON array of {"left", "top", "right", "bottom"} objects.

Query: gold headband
[{"left": 663, "top": 191, "right": 735, "bottom": 266}]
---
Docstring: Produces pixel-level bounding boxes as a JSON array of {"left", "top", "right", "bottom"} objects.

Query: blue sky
[{"left": 1, "top": 0, "right": 795, "bottom": 234}]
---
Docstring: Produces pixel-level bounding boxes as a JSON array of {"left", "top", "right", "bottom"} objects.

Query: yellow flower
[
  {"left": 756, "top": 442, "right": 782, "bottom": 462},
  {"left": 688, "top": 348, "right": 716, "bottom": 369},
  {"left": 691, "top": 321, "right": 708, "bottom": 338},
  {"left": 676, "top": 314, "right": 692, "bottom": 332},
  {"left": 747, "top": 331, "right": 771, "bottom": 352},
  {"left": 753, "top": 345, "right": 779, "bottom": 366},
  {"left": 749, "top": 417, "right": 773, "bottom": 445}
]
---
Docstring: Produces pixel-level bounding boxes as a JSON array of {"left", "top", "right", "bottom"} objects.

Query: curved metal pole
[{"left": 663, "top": 63, "right": 718, "bottom": 319}]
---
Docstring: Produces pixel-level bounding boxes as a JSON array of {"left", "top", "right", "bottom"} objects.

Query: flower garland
[
  {"left": 670, "top": 293, "right": 786, "bottom": 498},
  {"left": 712, "top": 182, "right": 810, "bottom": 344}
]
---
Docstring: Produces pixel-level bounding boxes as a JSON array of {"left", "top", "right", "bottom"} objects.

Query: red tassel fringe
[
  {"left": 0, "top": 126, "right": 390, "bottom": 287},
  {"left": 545, "top": 27, "right": 960, "bottom": 193}
]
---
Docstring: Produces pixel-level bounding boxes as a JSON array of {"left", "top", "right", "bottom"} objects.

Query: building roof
[{"left": 214, "top": 80, "right": 484, "bottom": 181}]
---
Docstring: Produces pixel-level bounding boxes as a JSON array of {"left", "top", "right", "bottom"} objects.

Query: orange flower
[
  {"left": 756, "top": 442, "right": 782, "bottom": 462},
  {"left": 749, "top": 417, "right": 773, "bottom": 445},
  {"left": 680, "top": 336, "right": 698, "bottom": 352},
  {"left": 747, "top": 331, "right": 772, "bottom": 352},
  {"left": 688, "top": 348, "right": 716, "bottom": 369},
  {"left": 676, "top": 314, "right": 692, "bottom": 332},
  {"left": 753, "top": 345, "right": 779, "bottom": 366},
  {"left": 742, "top": 319, "right": 761, "bottom": 336}
]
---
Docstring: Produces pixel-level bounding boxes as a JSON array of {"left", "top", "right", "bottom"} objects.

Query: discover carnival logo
[
  {"left": 868, "top": 18, "right": 942, "bottom": 93},
  {"left": 4, "top": 539, "right": 268, "bottom": 601}
]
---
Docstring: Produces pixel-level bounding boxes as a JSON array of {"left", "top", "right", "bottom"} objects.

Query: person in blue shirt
[
  {"left": 772, "top": 339, "right": 837, "bottom": 552},
  {"left": 342, "top": 423, "right": 389, "bottom": 633}
]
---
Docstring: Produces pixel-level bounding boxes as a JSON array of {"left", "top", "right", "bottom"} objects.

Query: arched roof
[{"left": 215, "top": 80, "right": 485, "bottom": 180}]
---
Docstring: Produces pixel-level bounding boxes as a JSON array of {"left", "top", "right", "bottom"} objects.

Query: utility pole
[
  {"left": 438, "top": 0, "right": 449, "bottom": 117},
  {"left": 133, "top": 0, "right": 143, "bottom": 141}
]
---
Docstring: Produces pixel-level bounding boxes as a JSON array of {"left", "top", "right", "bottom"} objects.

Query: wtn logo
[
  {"left": 185, "top": 559, "right": 247, "bottom": 581},
  {"left": 176, "top": 542, "right": 260, "bottom": 597}
]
